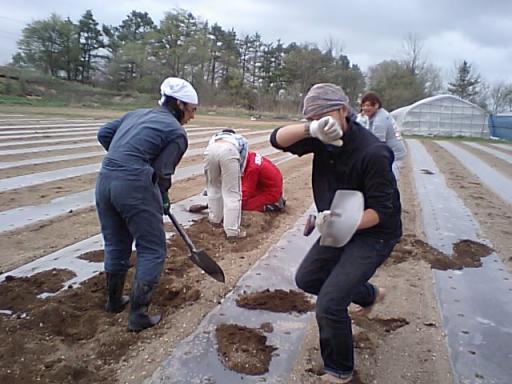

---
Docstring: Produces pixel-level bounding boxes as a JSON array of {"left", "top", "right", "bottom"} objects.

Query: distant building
[{"left": 391, "top": 94, "right": 489, "bottom": 138}]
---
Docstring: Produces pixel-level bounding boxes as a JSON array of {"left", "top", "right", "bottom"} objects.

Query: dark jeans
[{"left": 295, "top": 235, "right": 399, "bottom": 375}]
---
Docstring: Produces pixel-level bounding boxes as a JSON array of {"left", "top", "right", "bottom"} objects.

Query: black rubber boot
[
  {"left": 128, "top": 280, "right": 162, "bottom": 332},
  {"left": 105, "top": 272, "right": 129, "bottom": 313}
]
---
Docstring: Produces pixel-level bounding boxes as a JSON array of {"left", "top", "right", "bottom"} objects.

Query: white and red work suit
[{"left": 241, "top": 151, "right": 283, "bottom": 212}]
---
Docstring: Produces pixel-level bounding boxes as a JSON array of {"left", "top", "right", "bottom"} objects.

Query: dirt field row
[{"left": 0, "top": 111, "right": 511, "bottom": 384}]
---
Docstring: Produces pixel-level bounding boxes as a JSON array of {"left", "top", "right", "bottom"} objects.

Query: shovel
[
  {"left": 303, "top": 214, "right": 317, "bottom": 236},
  {"left": 302, "top": 190, "right": 364, "bottom": 247},
  {"left": 167, "top": 212, "right": 225, "bottom": 283}
]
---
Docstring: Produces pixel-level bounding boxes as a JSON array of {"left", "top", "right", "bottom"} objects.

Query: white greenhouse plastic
[{"left": 391, "top": 94, "right": 489, "bottom": 137}]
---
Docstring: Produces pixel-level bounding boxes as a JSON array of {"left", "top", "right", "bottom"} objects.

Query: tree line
[{"left": 8, "top": 9, "right": 512, "bottom": 113}]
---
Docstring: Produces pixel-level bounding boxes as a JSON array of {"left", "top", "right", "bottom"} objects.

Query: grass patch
[{"left": 0, "top": 95, "right": 68, "bottom": 107}]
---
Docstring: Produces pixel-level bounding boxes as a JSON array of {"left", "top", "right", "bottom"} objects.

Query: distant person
[
  {"left": 95, "top": 77, "right": 198, "bottom": 331},
  {"left": 270, "top": 83, "right": 402, "bottom": 383},
  {"left": 203, "top": 129, "right": 248, "bottom": 238},
  {"left": 360, "top": 91, "right": 407, "bottom": 175},
  {"left": 242, "top": 151, "right": 286, "bottom": 212},
  {"left": 355, "top": 108, "right": 369, "bottom": 129}
]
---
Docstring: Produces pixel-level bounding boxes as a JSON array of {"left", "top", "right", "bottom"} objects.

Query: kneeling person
[
  {"left": 242, "top": 150, "right": 285, "bottom": 212},
  {"left": 204, "top": 129, "right": 248, "bottom": 238}
]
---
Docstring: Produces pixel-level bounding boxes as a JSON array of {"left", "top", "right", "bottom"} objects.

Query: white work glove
[
  {"left": 309, "top": 116, "right": 343, "bottom": 146},
  {"left": 315, "top": 210, "right": 331, "bottom": 236}
]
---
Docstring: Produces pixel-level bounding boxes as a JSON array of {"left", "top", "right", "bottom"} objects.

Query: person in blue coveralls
[{"left": 95, "top": 77, "right": 198, "bottom": 331}]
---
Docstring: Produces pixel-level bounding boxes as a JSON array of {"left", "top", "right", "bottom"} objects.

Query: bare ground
[
  {"left": 424, "top": 140, "right": 512, "bottom": 272},
  {"left": 1, "top": 111, "right": 511, "bottom": 384},
  {"left": 0, "top": 155, "right": 314, "bottom": 384},
  {"left": 287, "top": 147, "right": 455, "bottom": 384},
  {"left": 0, "top": 141, "right": 272, "bottom": 211}
]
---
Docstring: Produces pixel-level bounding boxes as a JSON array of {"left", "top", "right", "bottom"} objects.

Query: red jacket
[{"left": 242, "top": 151, "right": 283, "bottom": 211}]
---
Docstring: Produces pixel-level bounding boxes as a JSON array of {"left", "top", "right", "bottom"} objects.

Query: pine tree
[
  {"left": 78, "top": 10, "right": 103, "bottom": 82},
  {"left": 448, "top": 60, "right": 481, "bottom": 101}
]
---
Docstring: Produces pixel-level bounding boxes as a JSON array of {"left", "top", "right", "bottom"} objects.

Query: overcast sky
[{"left": 1, "top": 0, "right": 511, "bottom": 85}]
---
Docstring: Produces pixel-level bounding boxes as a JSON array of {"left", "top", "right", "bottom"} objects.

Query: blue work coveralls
[{"left": 95, "top": 106, "right": 188, "bottom": 284}]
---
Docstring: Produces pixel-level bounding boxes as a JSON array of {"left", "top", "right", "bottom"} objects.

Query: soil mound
[
  {"left": 389, "top": 235, "right": 494, "bottom": 270},
  {"left": 236, "top": 289, "right": 315, "bottom": 313},
  {"left": 216, "top": 323, "right": 277, "bottom": 375},
  {"left": 0, "top": 268, "right": 76, "bottom": 311}
]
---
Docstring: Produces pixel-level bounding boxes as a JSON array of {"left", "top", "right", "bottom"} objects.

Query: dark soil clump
[
  {"left": 236, "top": 289, "right": 315, "bottom": 313},
  {"left": 0, "top": 218, "right": 226, "bottom": 384},
  {"left": 452, "top": 239, "right": 494, "bottom": 268},
  {"left": 216, "top": 323, "right": 277, "bottom": 375},
  {"left": 388, "top": 235, "right": 493, "bottom": 270},
  {"left": 0, "top": 268, "right": 76, "bottom": 311},
  {"left": 353, "top": 316, "right": 409, "bottom": 335},
  {"left": 78, "top": 249, "right": 104, "bottom": 262}
]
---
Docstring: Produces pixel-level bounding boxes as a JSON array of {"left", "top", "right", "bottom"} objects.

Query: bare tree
[
  {"left": 367, "top": 60, "right": 425, "bottom": 110},
  {"left": 488, "top": 82, "right": 512, "bottom": 114},
  {"left": 401, "top": 33, "right": 425, "bottom": 76},
  {"left": 398, "top": 33, "right": 442, "bottom": 97},
  {"left": 323, "top": 36, "right": 345, "bottom": 60}
]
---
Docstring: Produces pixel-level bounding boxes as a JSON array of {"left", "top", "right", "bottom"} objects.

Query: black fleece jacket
[{"left": 270, "top": 116, "right": 402, "bottom": 241}]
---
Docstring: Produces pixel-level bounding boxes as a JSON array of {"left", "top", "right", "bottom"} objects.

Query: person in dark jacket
[
  {"left": 95, "top": 77, "right": 198, "bottom": 331},
  {"left": 270, "top": 83, "right": 402, "bottom": 383}
]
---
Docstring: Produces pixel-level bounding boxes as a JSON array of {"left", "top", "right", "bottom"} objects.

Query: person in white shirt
[
  {"left": 203, "top": 129, "right": 248, "bottom": 239},
  {"left": 360, "top": 92, "right": 407, "bottom": 176}
]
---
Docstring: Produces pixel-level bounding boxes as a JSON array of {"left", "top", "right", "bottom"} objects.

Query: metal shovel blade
[
  {"left": 167, "top": 212, "right": 225, "bottom": 283},
  {"left": 188, "top": 249, "right": 225, "bottom": 283}
]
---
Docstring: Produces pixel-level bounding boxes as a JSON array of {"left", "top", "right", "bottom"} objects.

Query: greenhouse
[{"left": 391, "top": 94, "right": 489, "bottom": 138}]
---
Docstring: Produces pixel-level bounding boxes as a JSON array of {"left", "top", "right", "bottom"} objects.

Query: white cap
[{"left": 158, "top": 77, "right": 198, "bottom": 106}]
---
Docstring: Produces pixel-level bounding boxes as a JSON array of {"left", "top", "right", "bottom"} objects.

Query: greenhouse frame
[{"left": 391, "top": 94, "right": 489, "bottom": 138}]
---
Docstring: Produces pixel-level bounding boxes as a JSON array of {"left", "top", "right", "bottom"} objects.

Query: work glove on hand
[
  {"left": 315, "top": 210, "right": 332, "bottom": 235},
  {"left": 162, "top": 193, "right": 171, "bottom": 216},
  {"left": 308, "top": 116, "right": 343, "bottom": 146}
]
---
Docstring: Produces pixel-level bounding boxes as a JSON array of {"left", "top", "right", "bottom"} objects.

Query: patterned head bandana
[{"left": 303, "top": 83, "right": 349, "bottom": 119}]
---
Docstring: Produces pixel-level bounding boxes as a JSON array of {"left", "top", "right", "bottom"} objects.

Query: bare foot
[
  {"left": 320, "top": 373, "right": 353, "bottom": 383},
  {"left": 352, "top": 287, "right": 386, "bottom": 317}
]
